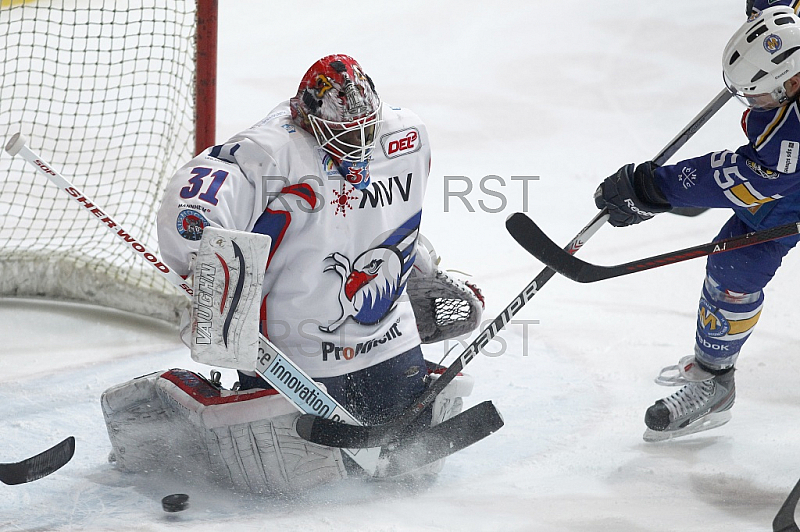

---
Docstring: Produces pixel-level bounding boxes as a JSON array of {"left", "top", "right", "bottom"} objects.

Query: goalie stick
[
  {"left": 0, "top": 437, "right": 75, "bottom": 485},
  {"left": 774, "top": 477, "right": 800, "bottom": 532},
  {"left": 294, "top": 88, "right": 734, "bottom": 449},
  {"left": 506, "top": 211, "right": 800, "bottom": 283},
  {"left": 5, "top": 133, "right": 500, "bottom": 476}
]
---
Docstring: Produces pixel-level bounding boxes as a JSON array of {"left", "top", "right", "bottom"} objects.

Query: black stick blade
[
  {"left": 0, "top": 436, "right": 75, "bottom": 485},
  {"left": 505, "top": 212, "right": 593, "bottom": 282},
  {"left": 774, "top": 477, "right": 800, "bottom": 532},
  {"left": 296, "top": 406, "right": 421, "bottom": 449},
  {"left": 379, "top": 400, "right": 504, "bottom": 477},
  {"left": 296, "top": 400, "right": 502, "bottom": 451},
  {"left": 296, "top": 414, "right": 375, "bottom": 448}
]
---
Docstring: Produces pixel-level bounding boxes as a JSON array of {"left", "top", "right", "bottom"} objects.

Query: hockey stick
[
  {"left": 294, "top": 88, "right": 734, "bottom": 449},
  {"left": 506, "top": 212, "right": 800, "bottom": 283},
  {"left": 0, "top": 437, "right": 75, "bottom": 485},
  {"left": 774, "top": 477, "right": 800, "bottom": 532},
  {"left": 5, "top": 133, "right": 502, "bottom": 475}
]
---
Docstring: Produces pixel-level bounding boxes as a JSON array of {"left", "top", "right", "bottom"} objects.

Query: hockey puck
[{"left": 161, "top": 494, "right": 189, "bottom": 512}]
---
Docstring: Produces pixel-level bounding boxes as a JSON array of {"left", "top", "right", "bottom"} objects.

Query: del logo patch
[
  {"left": 380, "top": 127, "right": 420, "bottom": 159},
  {"left": 176, "top": 209, "right": 209, "bottom": 241},
  {"left": 746, "top": 159, "right": 780, "bottom": 179}
]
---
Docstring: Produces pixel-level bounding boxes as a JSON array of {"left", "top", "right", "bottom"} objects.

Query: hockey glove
[
  {"left": 407, "top": 235, "right": 484, "bottom": 343},
  {"left": 594, "top": 162, "right": 671, "bottom": 227}
]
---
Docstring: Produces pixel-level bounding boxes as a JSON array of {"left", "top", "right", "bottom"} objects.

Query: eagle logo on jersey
[{"left": 320, "top": 211, "right": 420, "bottom": 333}]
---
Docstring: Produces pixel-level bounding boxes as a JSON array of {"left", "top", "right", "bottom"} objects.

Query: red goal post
[{"left": 0, "top": 0, "right": 217, "bottom": 324}]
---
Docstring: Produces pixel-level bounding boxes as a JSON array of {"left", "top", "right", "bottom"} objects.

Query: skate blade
[{"left": 642, "top": 410, "right": 732, "bottom": 443}]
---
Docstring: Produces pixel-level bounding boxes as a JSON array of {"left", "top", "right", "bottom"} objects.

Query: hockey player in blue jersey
[{"left": 594, "top": 3, "right": 800, "bottom": 441}]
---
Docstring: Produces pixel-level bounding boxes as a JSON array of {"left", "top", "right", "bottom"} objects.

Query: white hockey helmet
[{"left": 723, "top": 6, "right": 800, "bottom": 111}]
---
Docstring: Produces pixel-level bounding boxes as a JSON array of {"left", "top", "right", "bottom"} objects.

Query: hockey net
[{"left": 0, "top": 0, "right": 216, "bottom": 324}]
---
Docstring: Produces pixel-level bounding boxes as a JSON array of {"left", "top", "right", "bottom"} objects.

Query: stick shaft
[{"left": 7, "top": 136, "right": 193, "bottom": 298}]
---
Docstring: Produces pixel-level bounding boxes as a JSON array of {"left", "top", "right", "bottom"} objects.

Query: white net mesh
[{"left": 0, "top": 0, "right": 200, "bottom": 323}]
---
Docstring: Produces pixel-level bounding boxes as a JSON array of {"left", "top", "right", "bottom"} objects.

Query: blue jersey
[{"left": 655, "top": 0, "right": 800, "bottom": 231}]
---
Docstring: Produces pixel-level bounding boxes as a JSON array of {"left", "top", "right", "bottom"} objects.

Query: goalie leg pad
[
  {"left": 101, "top": 371, "right": 205, "bottom": 473},
  {"left": 428, "top": 367, "right": 474, "bottom": 426},
  {"left": 101, "top": 369, "right": 347, "bottom": 494}
]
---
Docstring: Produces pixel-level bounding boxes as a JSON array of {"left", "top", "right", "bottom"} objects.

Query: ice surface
[{"left": 3, "top": 1, "right": 800, "bottom": 530}]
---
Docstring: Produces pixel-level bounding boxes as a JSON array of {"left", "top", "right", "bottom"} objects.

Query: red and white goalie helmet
[
  {"left": 723, "top": 6, "right": 800, "bottom": 111},
  {"left": 290, "top": 55, "right": 382, "bottom": 174}
]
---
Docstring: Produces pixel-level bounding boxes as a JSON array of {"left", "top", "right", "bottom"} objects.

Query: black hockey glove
[{"left": 594, "top": 162, "right": 672, "bottom": 227}]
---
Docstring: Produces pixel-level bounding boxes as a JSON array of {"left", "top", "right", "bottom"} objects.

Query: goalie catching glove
[{"left": 407, "top": 235, "right": 484, "bottom": 343}]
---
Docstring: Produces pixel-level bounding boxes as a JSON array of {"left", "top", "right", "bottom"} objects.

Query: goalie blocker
[{"left": 187, "top": 226, "right": 268, "bottom": 369}]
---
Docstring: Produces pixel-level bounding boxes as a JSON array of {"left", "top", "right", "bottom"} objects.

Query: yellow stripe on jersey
[
  {"left": 728, "top": 310, "right": 762, "bottom": 336},
  {"left": 728, "top": 183, "right": 777, "bottom": 207},
  {"left": 755, "top": 105, "right": 790, "bottom": 149}
]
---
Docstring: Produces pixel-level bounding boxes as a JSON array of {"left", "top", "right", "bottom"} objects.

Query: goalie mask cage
[{"left": 0, "top": 0, "right": 217, "bottom": 324}]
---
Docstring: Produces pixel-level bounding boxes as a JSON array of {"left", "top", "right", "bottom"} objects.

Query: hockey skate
[{"left": 643, "top": 356, "right": 735, "bottom": 443}]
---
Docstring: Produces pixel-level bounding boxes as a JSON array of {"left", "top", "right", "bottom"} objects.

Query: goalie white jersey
[{"left": 157, "top": 102, "right": 430, "bottom": 378}]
